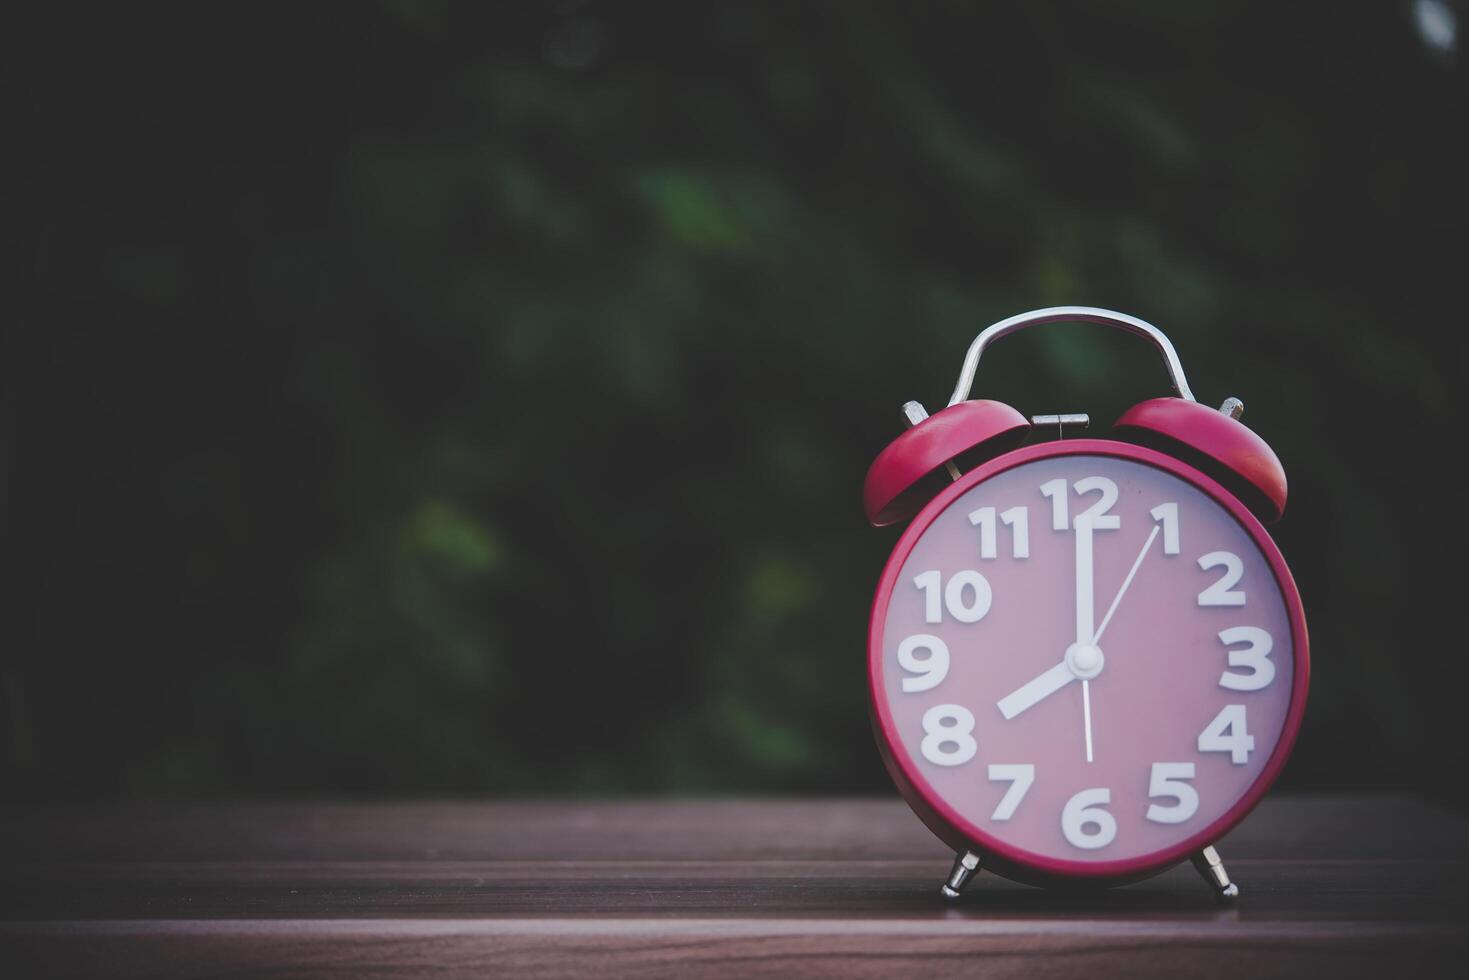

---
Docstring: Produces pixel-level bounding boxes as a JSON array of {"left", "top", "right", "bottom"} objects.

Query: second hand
[
  {"left": 1096, "top": 525, "right": 1161, "bottom": 645},
  {"left": 1082, "top": 679, "right": 1094, "bottom": 763}
]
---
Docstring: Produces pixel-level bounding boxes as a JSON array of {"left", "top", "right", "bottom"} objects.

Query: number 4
[{"left": 1198, "top": 705, "right": 1254, "bottom": 764}]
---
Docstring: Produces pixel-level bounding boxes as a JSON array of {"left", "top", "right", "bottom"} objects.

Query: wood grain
[{"left": 1, "top": 796, "right": 1465, "bottom": 977}]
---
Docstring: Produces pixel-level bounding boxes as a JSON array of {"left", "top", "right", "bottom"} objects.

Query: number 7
[{"left": 987, "top": 764, "right": 1035, "bottom": 820}]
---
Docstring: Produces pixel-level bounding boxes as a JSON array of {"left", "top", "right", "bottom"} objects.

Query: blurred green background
[{"left": 3, "top": 2, "right": 1465, "bottom": 803}]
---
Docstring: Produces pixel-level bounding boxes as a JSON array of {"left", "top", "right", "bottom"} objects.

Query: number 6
[{"left": 1061, "top": 787, "right": 1117, "bottom": 849}]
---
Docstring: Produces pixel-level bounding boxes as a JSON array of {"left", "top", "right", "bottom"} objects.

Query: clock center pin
[{"left": 1065, "top": 642, "right": 1105, "bottom": 679}]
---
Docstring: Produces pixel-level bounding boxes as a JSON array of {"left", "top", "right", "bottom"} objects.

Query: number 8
[{"left": 921, "top": 704, "right": 977, "bottom": 766}]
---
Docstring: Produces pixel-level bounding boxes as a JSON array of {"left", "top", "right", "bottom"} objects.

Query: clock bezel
[{"left": 868, "top": 437, "right": 1310, "bottom": 886}]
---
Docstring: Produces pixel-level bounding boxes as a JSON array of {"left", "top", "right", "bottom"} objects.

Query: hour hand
[{"left": 997, "top": 660, "right": 1075, "bottom": 720}]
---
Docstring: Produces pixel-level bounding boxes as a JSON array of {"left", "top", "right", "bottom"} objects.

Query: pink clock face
[{"left": 873, "top": 446, "right": 1301, "bottom": 872}]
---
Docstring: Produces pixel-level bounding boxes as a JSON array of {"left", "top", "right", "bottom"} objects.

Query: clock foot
[
  {"left": 1190, "top": 845, "right": 1240, "bottom": 901},
  {"left": 939, "top": 849, "right": 983, "bottom": 901}
]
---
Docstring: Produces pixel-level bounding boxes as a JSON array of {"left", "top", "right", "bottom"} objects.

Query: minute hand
[{"left": 1074, "top": 518, "right": 1095, "bottom": 645}]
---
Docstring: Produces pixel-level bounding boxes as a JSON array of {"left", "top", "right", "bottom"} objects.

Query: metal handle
[{"left": 946, "top": 306, "right": 1197, "bottom": 407}]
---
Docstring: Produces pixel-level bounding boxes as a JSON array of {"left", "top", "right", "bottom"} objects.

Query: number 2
[
  {"left": 1073, "top": 477, "right": 1120, "bottom": 529},
  {"left": 1198, "top": 552, "right": 1245, "bottom": 606}
]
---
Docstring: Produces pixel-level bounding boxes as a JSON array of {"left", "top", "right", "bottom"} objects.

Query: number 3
[{"left": 1217, "top": 626, "right": 1274, "bottom": 691}]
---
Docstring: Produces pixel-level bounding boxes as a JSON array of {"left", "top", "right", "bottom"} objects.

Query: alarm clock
[{"left": 863, "top": 307, "right": 1308, "bottom": 900}]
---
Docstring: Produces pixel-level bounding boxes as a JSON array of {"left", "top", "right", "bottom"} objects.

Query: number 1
[
  {"left": 1040, "top": 479, "right": 1068, "bottom": 530},
  {"left": 1150, "top": 502, "right": 1180, "bottom": 555}
]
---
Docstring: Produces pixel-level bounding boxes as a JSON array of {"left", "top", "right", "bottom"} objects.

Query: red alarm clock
[{"left": 863, "top": 307, "right": 1308, "bottom": 900}]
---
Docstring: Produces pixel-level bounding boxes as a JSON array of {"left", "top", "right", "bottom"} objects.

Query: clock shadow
[
  {"left": 934, "top": 869, "right": 1242, "bottom": 920},
  {"left": 947, "top": 889, "right": 1240, "bottom": 920}
]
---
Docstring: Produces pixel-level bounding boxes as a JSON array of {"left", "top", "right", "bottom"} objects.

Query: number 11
[{"left": 969, "top": 506, "right": 1030, "bottom": 559}]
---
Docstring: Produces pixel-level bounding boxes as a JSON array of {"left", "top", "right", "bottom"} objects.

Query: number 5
[{"left": 1146, "top": 763, "right": 1199, "bottom": 824}]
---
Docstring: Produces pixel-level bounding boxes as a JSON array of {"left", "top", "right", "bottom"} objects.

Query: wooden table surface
[{"left": 1, "top": 795, "right": 1465, "bottom": 977}]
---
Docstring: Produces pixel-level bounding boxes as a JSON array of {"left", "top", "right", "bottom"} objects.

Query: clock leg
[
  {"left": 1190, "top": 845, "right": 1240, "bottom": 901},
  {"left": 940, "top": 849, "right": 983, "bottom": 900}
]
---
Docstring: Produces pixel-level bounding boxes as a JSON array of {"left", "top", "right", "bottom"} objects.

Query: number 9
[{"left": 897, "top": 634, "right": 950, "bottom": 693}]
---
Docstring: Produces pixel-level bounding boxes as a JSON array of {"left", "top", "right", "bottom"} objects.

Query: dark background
[{"left": 2, "top": 2, "right": 1465, "bottom": 804}]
